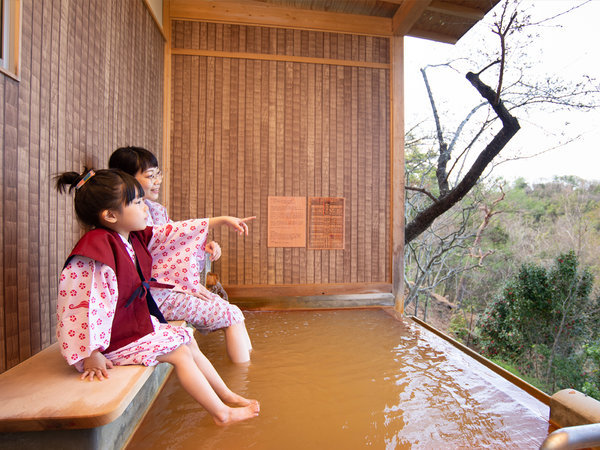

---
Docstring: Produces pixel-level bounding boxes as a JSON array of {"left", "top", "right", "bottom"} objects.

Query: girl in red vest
[{"left": 55, "top": 168, "right": 259, "bottom": 425}]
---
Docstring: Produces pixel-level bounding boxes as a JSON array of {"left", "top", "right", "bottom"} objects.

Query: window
[{"left": 0, "top": 0, "right": 21, "bottom": 80}]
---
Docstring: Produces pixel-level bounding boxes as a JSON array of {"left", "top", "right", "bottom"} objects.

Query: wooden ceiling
[{"left": 169, "top": 0, "right": 501, "bottom": 43}]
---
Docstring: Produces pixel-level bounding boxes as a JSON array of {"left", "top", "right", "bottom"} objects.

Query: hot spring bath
[{"left": 127, "top": 309, "right": 551, "bottom": 449}]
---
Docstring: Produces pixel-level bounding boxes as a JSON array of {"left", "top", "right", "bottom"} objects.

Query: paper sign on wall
[
  {"left": 308, "top": 197, "right": 345, "bottom": 250},
  {"left": 267, "top": 196, "right": 307, "bottom": 247}
]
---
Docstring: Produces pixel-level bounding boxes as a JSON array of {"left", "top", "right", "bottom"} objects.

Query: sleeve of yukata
[
  {"left": 56, "top": 256, "right": 118, "bottom": 371},
  {"left": 147, "top": 219, "right": 211, "bottom": 296},
  {"left": 146, "top": 200, "right": 171, "bottom": 226}
]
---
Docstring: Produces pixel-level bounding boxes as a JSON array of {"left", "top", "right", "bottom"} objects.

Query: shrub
[{"left": 477, "top": 251, "right": 599, "bottom": 396}]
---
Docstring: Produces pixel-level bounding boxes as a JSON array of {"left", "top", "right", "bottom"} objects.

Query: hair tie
[{"left": 75, "top": 170, "right": 96, "bottom": 190}]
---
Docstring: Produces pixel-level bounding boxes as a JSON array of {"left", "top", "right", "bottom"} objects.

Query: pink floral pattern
[
  {"left": 145, "top": 199, "right": 170, "bottom": 227},
  {"left": 56, "top": 234, "right": 193, "bottom": 371},
  {"left": 152, "top": 289, "right": 244, "bottom": 334},
  {"left": 104, "top": 317, "right": 192, "bottom": 367},
  {"left": 145, "top": 210, "right": 245, "bottom": 332},
  {"left": 148, "top": 219, "right": 209, "bottom": 295}
]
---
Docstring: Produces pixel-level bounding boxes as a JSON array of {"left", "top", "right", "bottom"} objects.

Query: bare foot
[
  {"left": 213, "top": 402, "right": 260, "bottom": 426},
  {"left": 221, "top": 391, "right": 258, "bottom": 407}
]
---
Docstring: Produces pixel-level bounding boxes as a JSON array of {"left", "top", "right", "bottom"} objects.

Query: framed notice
[
  {"left": 308, "top": 197, "right": 345, "bottom": 250},
  {"left": 267, "top": 196, "right": 307, "bottom": 247}
]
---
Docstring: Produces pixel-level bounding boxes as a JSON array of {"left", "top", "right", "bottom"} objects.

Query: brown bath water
[{"left": 127, "top": 309, "right": 551, "bottom": 449}]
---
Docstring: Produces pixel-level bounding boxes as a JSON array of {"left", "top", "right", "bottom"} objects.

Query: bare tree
[
  {"left": 404, "top": 184, "right": 504, "bottom": 315},
  {"left": 405, "top": 0, "right": 599, "bottom": 245},
  {"left": 403, "top": 0, "right": 600, "bottom": 318}
]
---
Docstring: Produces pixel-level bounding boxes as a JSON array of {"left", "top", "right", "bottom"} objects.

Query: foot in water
[
  {"left": 222, "top": 391, "right": 259, "bottom": 407},
  {"left": 213, "top": 401, "right": 260, "bottom": 426}
]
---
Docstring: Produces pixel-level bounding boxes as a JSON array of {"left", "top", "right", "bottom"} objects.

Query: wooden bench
[{"left": 0, "top": 324, "right": 185, "bottom": 450}]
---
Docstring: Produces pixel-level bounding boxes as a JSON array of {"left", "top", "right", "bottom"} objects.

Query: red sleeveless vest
[{"left": 67, "top": 227, "right": 171, "bottom": 353}]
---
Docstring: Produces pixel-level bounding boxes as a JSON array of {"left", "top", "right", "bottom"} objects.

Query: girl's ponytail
[
  {"left": 54, "top": 168, "right": 143, "bottom": 228},
  {"left": 54, "top": 170, "right": 87, "bottom": 194}
]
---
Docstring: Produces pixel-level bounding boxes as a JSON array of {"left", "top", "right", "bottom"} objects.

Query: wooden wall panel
[
  {"left": 4, "top": 79, "right": 19, "bottom": 370},
  {"left": 169, "top": 21, "right": 391, "bottom": 288},
  {"left": 173, "top": 21, "right": 390, "bottom": 64},
  {"left": 18, "top": 0, "right": 33, "bottom": 362},
  {"left": 0, "top": 0, "right": 164, "bottom": 373},
  {"left": 0, "top": 69, "right": 5, "bottom": 372},
  {"left": 0, "top": 77, "right": 7, "bottom": 372}
]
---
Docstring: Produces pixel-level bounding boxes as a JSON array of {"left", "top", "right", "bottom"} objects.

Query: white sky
[{"left": 404, "top": 0, "right": 600, "bottom": 183}]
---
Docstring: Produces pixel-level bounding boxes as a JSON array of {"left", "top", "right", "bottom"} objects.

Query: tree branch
[
  {"left": 405, "top": 72, "right": 520, "bottom": 244},
  {"left": 421, "top": 67, "right": 451, "bottom": 195},
  {"left": 405, "top": 186, "right": 438, "bottom": 203}
]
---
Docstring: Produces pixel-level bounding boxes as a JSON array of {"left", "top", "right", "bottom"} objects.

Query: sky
[{"left": 404, "top": 0, "right": 600, "bottom": 184}]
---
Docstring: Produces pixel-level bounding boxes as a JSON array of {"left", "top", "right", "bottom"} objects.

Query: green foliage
[
  {"left": 582, "top": 342, "right": 600, "bottom": 398},
  {"left": 404, "top": 144, "right": 439, "bottom": 194},
  {"left": 404, "top": 175, "right": 600, "bottom": 397},
  {"left": 462, "top": 177, "right": 600, "bottom": 314},
  {"left": 490, "top": 358, "right": 550, "bottom": 393},
  {"left": 449, "top": 312, "right": 468, "bottom": 342},
  {"left": 487, "top": 223, "right": 510, "bottom": 246},
  {"left": 477, "top": 251, "right": 600, "bottom": 396}
]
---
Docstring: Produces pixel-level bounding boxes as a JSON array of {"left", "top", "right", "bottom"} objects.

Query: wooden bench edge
[{"left": 0, "top": 321, "right": 185, "bottom": 431}]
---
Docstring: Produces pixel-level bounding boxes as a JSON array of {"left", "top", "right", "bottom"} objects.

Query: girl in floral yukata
[
  {"left": 109, "top": 146, "right": 254, "bottom": 363},
  {"left": 55, "top": 168, "right": 259, "bottom": 425}
]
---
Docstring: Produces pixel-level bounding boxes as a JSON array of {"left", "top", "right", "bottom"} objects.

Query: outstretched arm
[{"left": 208, "top": 216, "right": 256, "bottom": 235}]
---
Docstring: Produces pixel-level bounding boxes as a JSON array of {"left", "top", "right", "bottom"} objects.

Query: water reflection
[{"left": 127, "top": 309, "right": 550, "bottom": 449}]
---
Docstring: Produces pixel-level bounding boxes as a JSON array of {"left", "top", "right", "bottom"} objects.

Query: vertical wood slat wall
[
  {"left": 169, "top": 21, "right": 391, "bottom": 290},
  {"left": 0, "top": 0, "right": 164, "bottom": 373}
]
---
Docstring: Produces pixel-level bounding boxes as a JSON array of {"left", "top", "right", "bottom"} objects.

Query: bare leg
[
  {"left": 162, "top": 293, "right": 253, "bottom": 361},
  {"left": 241, "top": 321, "right": 253, "bottom": 351},
  {"left": 157, "top": 345, "right": 259, "bottom": 425},
  {"left": 185, "top": 339, "right": 258, "bottom": 407},
  {"left": 224, "top": 322, "right": 252, "bottom": 363}
]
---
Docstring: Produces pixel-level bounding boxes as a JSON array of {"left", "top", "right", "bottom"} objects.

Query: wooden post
[
  {"left": 391, "top": 35, "right": 405, "bottom": 313},
  {"left": 162, "top": 0, "right": 172, "bottom": 210}
]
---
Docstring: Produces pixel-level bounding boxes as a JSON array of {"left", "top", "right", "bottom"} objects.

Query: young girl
[
  {"left": 108, "top": 146, "right": 254, "bottom": 363},
  {"left": 55, "top": 168, "right": 259, "bottom": 425}
]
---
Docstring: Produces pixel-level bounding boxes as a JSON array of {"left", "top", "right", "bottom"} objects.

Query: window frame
[{"left": 0, "top": 0, "right": 21, "bottom": 81}]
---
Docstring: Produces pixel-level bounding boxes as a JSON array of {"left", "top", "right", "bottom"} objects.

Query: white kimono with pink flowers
[
  {"left": 144, "top": 200, "right": 244, "bottom": 332},
  {"left": 145, "top": 199, "right": 170, "bottom": 227},
  {"left": 57, "top": 225, "right": 204, "bottom": 371}
]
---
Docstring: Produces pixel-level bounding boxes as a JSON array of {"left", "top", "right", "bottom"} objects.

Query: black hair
[
  {"left": 54, "top": 168, "right": 144, "bottom": 228},
  {"left": 108, "top": 146, "right": 159, "bottom": 176}
]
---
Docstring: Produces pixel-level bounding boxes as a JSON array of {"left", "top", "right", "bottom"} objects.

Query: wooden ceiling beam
[
  {"left": 427, "top": 0, "right": 486, "bottom": 20},
  {"left": 169, "top": 0, "right": 393, "bottom": 36},
  {"left": 407, "top": 28, "right": 458, "bottom": 45},
  {"left": 391, "top": 0, "right": 432, "bottom": 36}
]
